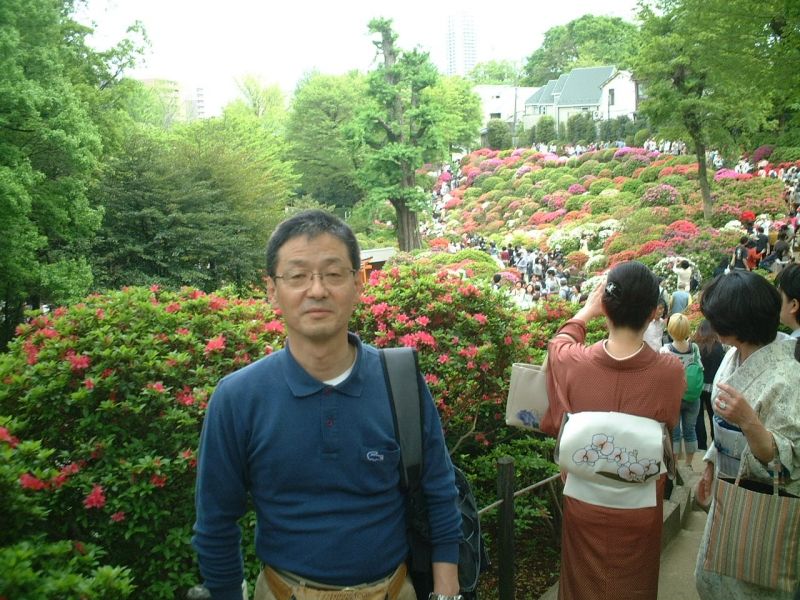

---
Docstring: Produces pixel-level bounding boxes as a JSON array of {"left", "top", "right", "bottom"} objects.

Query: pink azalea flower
[
  {"left": 20, "top": 473, "right": 47, "bottom": 491},
  {"left": 83, "top": 484, "right": 106, "bottom": 509}
]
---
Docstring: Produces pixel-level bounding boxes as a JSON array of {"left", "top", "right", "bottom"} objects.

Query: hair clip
[{"left": 605, "top": 281, "right": 621, "bottom": 298}]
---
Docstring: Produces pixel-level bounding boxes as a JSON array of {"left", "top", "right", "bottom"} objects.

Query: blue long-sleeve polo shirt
[{"left": 192, "top": 334, "right": 461, "bottom": 600}]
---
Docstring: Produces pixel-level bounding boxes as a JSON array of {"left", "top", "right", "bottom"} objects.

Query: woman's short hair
[
  {"left": 700, "top": 272, "right": 781, "bottom": 345},
  {"left": 666, "top": 313, "right": 691, "bottom": 341},
  {"left": 602, "top": 261, "right": 660, "bottom": 331}
]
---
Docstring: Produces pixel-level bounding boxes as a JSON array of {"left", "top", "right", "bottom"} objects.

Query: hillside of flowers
[{"left": 440, "top": 146, "right": 793, "bottom": 283}]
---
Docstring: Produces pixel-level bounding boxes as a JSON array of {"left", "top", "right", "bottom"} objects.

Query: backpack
[
  {"left": 380, "top": 348, "right": 489, "bottom": 600},
  {"left": 681, "top": 343, "right": 704, "bottom": 402}
]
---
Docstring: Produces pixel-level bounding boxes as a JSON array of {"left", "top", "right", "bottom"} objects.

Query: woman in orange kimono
[{"left": 541, "top": 261, "right": 685, "bottom": 600}]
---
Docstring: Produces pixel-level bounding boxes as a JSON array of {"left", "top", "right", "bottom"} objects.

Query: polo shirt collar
[{"left": 282, "top": 332, "right": 365, "bottom": 398}]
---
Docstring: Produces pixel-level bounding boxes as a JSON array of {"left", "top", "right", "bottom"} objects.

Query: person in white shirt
[{"left": 671, "top": 259, "right": 692, "bottom": 292}]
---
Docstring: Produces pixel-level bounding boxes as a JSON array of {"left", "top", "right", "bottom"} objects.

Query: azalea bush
[
  {"left": 0, "top": 417, "right": 134, "bottom": 599},
  {"left": 0, "top": 286, "right": 287, "bottom": 598}
]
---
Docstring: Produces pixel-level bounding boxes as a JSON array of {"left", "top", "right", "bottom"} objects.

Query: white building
[
  {"left": 446, "top": 13, "right": 477, "bottom": 77},
  {"left": 523, "top": 66, "right": 639, "bottom": 132},
  {"left": 474, "top": 84, "right": 539, "bottom": 125}
]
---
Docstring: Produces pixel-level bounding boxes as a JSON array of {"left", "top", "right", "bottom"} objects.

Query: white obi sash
[{"left": 555, "top": 411, "right": 667, "bottom": 509}]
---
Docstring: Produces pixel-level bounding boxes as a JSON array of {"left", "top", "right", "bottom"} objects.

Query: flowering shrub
[
  {"left": 0, "top": 287, "right": 289, "bottom": 597},
  {"left": 641, "top": 184, "right": 680, "bottom": 206},
  {"left": 752, "top": 145, "right": 774, "bottom": 163},
  {"left": 1, "top": 415, "right": 134, "bottom": 598},
  {"left": 568, "top": 183, "right": 586, "bottom": 195},
  {"left": 565, "top": 251, "right": 590, "bottom": 270}
]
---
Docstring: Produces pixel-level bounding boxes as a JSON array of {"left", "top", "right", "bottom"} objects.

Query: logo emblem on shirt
[{"left": 366, "top": 450, "right": 384, "bottom": 462}]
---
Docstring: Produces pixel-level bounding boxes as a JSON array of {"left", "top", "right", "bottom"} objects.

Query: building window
[
  {"left": 490, "top": 112, "right": 501, "bottom": 119},
  {"left": 608, "top": 89, "right": 615, "bottom": 106}
]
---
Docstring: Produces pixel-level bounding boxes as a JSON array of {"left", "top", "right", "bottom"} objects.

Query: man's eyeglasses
[{"left": 273, "top": 267, "right": 358, "bottom": 290}]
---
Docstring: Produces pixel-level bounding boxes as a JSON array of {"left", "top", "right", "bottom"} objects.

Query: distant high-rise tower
[{"left": 446, "top": 13, "right": 477, "bottom": 77}]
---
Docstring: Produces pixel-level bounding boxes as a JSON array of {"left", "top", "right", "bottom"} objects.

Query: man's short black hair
[
  {"left": 776, "top": 264, "right": 800, "bottom": 324},
  {"left": 700, "top": 272, "right": 780, "bottom": 346},
  {"left": 265, "top": 209, "right": 360, "bottom": 277}
]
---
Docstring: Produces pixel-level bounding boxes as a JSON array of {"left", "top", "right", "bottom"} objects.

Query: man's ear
[
  {"left": 647, "top": 305, "right": 660, "bottom": 321},
  {"left": 266, "top": 277, "right": 278, "bottom": 307}
]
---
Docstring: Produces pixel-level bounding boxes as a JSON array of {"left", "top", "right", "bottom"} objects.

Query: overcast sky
[{"left": 77, "top": 0, "right": 640, "bottom": 114}]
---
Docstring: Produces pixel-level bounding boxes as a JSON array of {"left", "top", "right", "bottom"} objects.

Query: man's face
[
  {"left": 779, "top": 289, "right": 799, "bottom": 329},
  {"left": 267, "top": 233, "right": 362, "bottom": 346}
]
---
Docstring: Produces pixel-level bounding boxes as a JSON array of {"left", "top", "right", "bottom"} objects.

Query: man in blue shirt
[{"left": 192, "top": 210, "right": 462, "bottom": 600}]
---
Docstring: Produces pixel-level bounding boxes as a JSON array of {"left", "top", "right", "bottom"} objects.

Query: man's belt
[{"left": 264, "top": 563, "right": 408, "bottom": 600}]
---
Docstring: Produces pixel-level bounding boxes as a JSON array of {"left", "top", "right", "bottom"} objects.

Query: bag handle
[{"left": 734, "top": 434, "right": 781, "bottom": 495}]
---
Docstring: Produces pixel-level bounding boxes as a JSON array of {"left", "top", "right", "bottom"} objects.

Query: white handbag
[{"left": 505, "top": 355, "right": 549, "bottom": 432}]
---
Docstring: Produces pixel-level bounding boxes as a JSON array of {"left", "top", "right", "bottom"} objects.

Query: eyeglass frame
[{"left": 272, "top": 267, "right": 359, "bottom": 290}]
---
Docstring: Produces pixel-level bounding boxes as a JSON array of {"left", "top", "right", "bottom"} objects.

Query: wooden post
[{"left": 497, "top": 456, "right": 515, "bottom": 600}]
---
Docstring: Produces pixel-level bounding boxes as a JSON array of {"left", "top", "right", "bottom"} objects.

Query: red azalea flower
[
  {"left": 83, "top": 378, "right": 95, "bottom": 390},
  {"left": 0, "top": 426, "right": 20, "bottom": 448},
  {"left": 83, "top": 484, "right": 106, "bottom": 509},
  {"left": 165, "top": 302, "right": 181, "bottom": 313},
  {"left": 147, "top": 381, "right": 166, "bottom": 393},
  {"left": 176, "top": 328, "right": 190, "bottom": 336},
  {"left": 95, "top": 309, "right": 105, "bottom": 320},
  {"left": 149, "top": 284, "right": 160, "bottom": 292},
  {"left": 416, "top": 315, "right": 430, "bottom": 327},
  {"left": 65, "top": 351, "right": 90, "bottom": 372},
  {"left": 176, "top": 386, "right": 195, "bottom": 406},
  {"left": 437, "top": 354, "right": 450, "bottom": 364},
  {"left": 263, "top": 320, "right": 284, "bottom": 334},
  {"left": 150, "top": 474, "right": 167, "bottom": 488},
  {"left": 208, "top": 296, "right": 228, "bottom": 311},
  {"left": 110, "top": 511, "right": 126, "bottom": 523},
  {"left": 101, "top": 368, "right": 114, "bottom": 378},
  {"left": 204, "top": 335, "right": 226, "bottom": 354},
  {"left": 20, "top": 473, "right": 47, "bottom": 491}
]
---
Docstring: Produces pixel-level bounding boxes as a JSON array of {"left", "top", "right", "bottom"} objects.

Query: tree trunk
[
  {"left": 693, "top": 138, "right": 713, "bottom": 220},
  {"left": 390, "top": 199, "right": 421, "bottom": 252}
]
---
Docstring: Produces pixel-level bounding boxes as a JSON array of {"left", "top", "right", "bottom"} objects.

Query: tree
[
  {"left": 486, "top": 119, "right": 512, "bottom": 150},
  {"left": 232, "top": 75, "right": 287, "bottom": 135},
  {"left": 634, "top": 0, "right": 771, "bottom": 219},
  {"left": 467, "top": 60, "right": 519, "bottom": 85},
  {"left": 0, "top": 0, "right": 141, "bottom": 347},
  {"left": 566, "top": 112, "right": 597, "bottom": 143},
  {"left": 522, "top": 15, "right": 640, "bottom": 86},
  {"left": 360, "top": 18, "right": 443, "bottom": 252},
  {"left": 91, "top": 111, "right": 296, "bottom": 290},
  {"left": 534, "top": 116, "right": 557, "bottom": 144},
  {"left": 286, "top": 71, "right": 368, "bottom": 208},
  {"left": 424, "top": 75, "right": 483, "bottom": 154}
]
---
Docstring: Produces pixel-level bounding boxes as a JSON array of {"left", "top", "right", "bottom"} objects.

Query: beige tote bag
[{"left": 505, "top": 355, "right": 549, "bottom": 432}]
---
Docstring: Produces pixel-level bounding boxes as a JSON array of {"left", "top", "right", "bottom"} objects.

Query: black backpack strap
[
  {"left": 795, "top": 338, "right": 800, "bottom": 363},
  {"left": 379, "top": 347, "right": 424, "bottom": 491}
]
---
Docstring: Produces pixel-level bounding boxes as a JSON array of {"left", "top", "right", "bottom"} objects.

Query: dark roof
[
  {"left": 530, "top": 79, "right": 557, "bottom": 105},
  {"left": 552, "top": 73, "right": 569, "bottom": 97}
]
